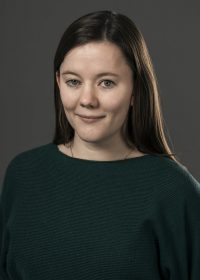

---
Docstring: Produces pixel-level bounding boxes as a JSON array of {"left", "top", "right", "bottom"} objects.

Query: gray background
[{"left": 1, "top": 0, "right": 200, "bottom": 191}]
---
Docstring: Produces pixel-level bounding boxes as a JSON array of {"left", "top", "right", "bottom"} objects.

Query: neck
[{"left": 68, "top": 137, "right": 135, "bottom": 161}]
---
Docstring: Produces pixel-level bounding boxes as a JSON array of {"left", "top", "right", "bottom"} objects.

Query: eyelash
[{"left": 65, "top": 79, "right": 115, "bottom": 89}]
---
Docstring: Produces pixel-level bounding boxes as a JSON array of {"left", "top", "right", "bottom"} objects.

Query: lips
[
  {"left": 78, "top": 115, "right": 105, "bottom": 123},
  {"left": 77, "top": 114, "right": 105, "bottom": 119}
]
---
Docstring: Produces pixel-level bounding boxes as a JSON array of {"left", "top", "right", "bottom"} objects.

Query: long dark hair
[{"left": 53, "top": 10, "right": 179, "bottom": 163}]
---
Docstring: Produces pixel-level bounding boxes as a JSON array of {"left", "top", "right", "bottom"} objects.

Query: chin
[
  {"left": 79, "top": 136, "right": 105, "bottom": 144},
  {"left": 76, "top": 131, "right": 108, "bottom": 144}
]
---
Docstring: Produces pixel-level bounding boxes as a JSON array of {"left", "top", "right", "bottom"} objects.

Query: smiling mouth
[
  {"left": 77, "top": 114, "right": 105, "bottom": 119},
  {"left": 78, "top": 115, "right": 105, "bottom": 123}
]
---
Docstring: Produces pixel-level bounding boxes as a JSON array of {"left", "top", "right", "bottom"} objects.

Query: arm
[
  {"left": 0, "top": 160, "right": 16, "bottom": 280},
  {"left": 153, "top": 170, "right": 200, "bottom": 279}
]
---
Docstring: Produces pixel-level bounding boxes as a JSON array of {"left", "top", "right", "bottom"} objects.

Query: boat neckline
[{"left": 51, "top": 143, "right": 155, "bottom": 164}]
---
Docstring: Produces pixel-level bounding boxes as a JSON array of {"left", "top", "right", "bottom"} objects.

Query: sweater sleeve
[
  {"left": 0, "top": 194, "right": 8, "bottom": 280},
  {"left": 152, "top": 168, "right": 200, "bottom": 279},
  {"left": 0, "top": 160, "right": 16, "bottom": 280}
]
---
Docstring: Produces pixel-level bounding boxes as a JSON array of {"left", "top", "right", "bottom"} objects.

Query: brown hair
[{"left": 53, "top": 10, "right": 180, "bottom": 163}]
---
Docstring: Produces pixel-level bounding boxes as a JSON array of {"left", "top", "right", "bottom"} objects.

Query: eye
[
  {"left": 65, "top": 79, "right": 81, "bottom": 87},
  {"left": 100, "top": 80, "right": 115, "bottom": 88},
  {"left": 65, "top": 79, "right": 115, "bottom": 88}
]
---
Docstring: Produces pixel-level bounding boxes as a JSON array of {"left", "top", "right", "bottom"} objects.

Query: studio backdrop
[{"left": 1, "top": 0, "right": 199, "bottom": 190}]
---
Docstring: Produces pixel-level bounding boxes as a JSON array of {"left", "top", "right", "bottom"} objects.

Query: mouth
[
  {"left": 77, "top": 114, "right": 105, "bottom": 119},
  {"left": 78, "top": 115, "right": 105, "bottom": 123}
]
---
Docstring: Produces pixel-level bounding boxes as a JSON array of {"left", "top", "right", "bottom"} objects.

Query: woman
[{"left": 1, "top": 10, "right": 200, "bottom": 279}]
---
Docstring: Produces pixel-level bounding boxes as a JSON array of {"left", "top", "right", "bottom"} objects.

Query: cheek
[
  {"left": 59, "top": 89, "right": 76, "bottom": 110},
  {"left": 104, "top": 96, "right": 130, "bottom": 117},
  {"left": 59, "top": 93, "right": 75, "bottom": 126},
  {"left": 102, "top": 85, "right": 132, "bottom": 114}
]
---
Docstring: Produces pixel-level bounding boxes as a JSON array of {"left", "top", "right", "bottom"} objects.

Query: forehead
[{"left": 60, "top": 41, "right": 129, "bottom": 70}]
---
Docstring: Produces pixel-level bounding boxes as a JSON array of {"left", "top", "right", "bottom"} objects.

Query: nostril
[{"left": 80, "top": 103, "right": 95, "bottom": 109}]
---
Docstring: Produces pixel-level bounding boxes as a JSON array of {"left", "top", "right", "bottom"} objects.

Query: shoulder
[
  {"left": 147, "top": 154, "right": 198, "bottom": 184},
  {"left": 12, "top": 142, "right": 52, "bottom": 162},
  {"left": 1, "top": 143, "right": 55, "bottom": 204},
  {"left": 3, "top": 142, "right": 53, "bottom": 181},
  {"left": 1, "top": 143, "right": 54, "bottom": 197},
  {"left": 149, "top": 155, "right": 200, "bottom": 208},
  {"left": 13, "top": 142, "right": 52, "bottom": 160}
]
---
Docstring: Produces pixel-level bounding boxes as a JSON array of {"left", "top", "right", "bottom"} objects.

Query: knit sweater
[{"left": 1, "top": 143, "right": 200, "bottom": 280}]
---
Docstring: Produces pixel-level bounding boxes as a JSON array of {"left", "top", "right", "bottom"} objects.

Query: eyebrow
[{"left": 61, "top": 71, "right": 120, "bottom": 78}]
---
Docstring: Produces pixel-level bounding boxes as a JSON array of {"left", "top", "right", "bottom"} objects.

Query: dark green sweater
[{"left": 1, "top": 143, "right": 200, "bottom": 279}]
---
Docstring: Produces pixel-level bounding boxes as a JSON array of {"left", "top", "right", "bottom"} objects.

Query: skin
[{"left": 56, "top": 41, "right": 145, "bottom": 161}]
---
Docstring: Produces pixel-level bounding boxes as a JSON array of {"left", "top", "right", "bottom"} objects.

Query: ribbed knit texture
[{"left": 1, "top": 143, "right": 200, "bottom": 280}]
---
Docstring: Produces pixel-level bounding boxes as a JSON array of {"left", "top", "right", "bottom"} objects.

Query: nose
[{"left": 79, "top": 84, "right": 99, "bottom": 108}]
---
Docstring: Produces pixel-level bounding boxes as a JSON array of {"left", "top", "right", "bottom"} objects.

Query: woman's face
[{"left": 56, "top": 41, "right": 134, "bottom": 146}]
